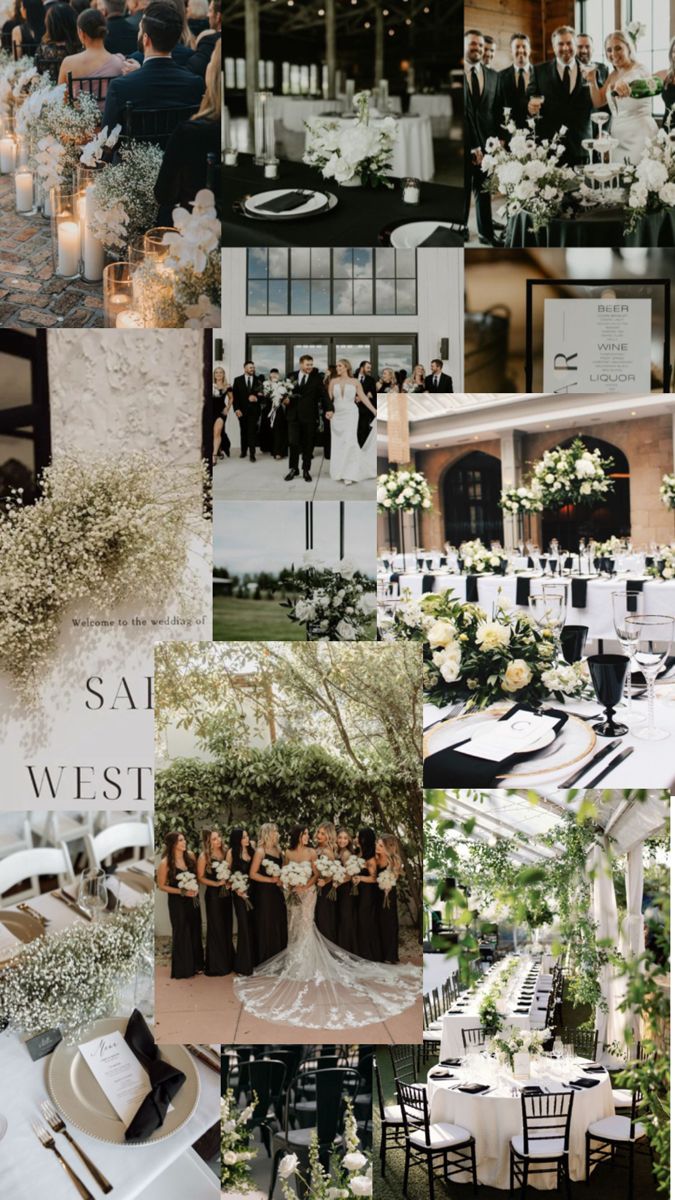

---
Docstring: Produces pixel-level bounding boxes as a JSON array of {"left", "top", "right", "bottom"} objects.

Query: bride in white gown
[
  {"left": 233, "top": 826, "right": 420, "bottom": 1029},
  {"left": 585, "top": 31, "right": 657, "bottom": 165},
  {"left": 326, "top": 359, "right": 377, "bottom": 485}
]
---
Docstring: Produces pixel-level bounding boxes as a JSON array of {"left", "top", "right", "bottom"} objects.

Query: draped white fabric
[{"left": 589, "top": 841, "right": 628, "bottom": 1057}]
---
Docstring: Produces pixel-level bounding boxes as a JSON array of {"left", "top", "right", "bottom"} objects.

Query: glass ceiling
[{"left": 377, "top": 394, "right": 546, "bottom": 422}]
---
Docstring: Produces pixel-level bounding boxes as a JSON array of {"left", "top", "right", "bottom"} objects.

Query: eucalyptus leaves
[{"left": 0, "top": 452, "right": 209, "bottom": 698}]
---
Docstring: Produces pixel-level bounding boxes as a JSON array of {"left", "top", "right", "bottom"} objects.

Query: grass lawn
[{"left": 212, "top": 594, "right": 377, "bottom": 642}]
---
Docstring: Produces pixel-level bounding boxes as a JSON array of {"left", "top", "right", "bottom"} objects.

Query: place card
[
  {"left": 454, "top": 712, "right": 559, "bottom": 762},
  {"left": 79, "top": 1030, "right": 151, "bottom": 1126}
]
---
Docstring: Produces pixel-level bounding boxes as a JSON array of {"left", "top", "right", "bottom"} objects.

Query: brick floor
[{"left": 0, "top": 173, "right": 104, "bottom": 328}]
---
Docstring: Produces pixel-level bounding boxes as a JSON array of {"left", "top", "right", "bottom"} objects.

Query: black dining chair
[
  {"left": 560, "top": 1026, "right": 598, "bottom": 1061},
  {"left": 461, "top": 1026, "right": 487, "bottom": 1051},
  {"left": 66, "top": 71, "right": 119, "bottom": 105},
  {"left": 122, "top": 101, "right": 200, "bottom": 149},
  {"left": 374, "top": 1058, "right": 406, "bottom": 1176},
  {"left": 510, "top": 1089, "right": 574, "bottom": 1197},
  {"left": 586, "top": 1086, "right": 651, "bottom": 1199},
  {"left": 422, "top": 994, "right": 442, "bottom": 1063},
  {"left": 396, "top": 1078, "right": 477, "bottom": 1200},
  {"left": 388, "top": 1044, "right": 424, "bottom": 1088},
  {"left": 268, "top": 1067, "right": 362, "bottom": 1199},
  {"left": 244, "top": 1058, "right": 286, "bottom": 1156}
]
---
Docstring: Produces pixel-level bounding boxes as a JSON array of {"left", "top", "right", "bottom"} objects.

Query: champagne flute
[
  {"left": 611, "top": 590, "right": 643, "bottom": 726},
  {"left": 78, "top": 868, "right": 108, "bottom": 922},
  {"left": 625, "top": 615, "right": 674, "bottom": 741}
]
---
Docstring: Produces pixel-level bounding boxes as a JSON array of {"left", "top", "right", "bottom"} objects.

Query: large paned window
[{"left": 246, "top": 248, "right": 418, "bottom": 316}]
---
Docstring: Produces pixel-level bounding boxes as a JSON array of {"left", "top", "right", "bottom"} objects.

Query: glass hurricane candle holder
[
  {"left": 253, "top": 89, "right": 274, "bottom": 165},
  {"left": 129, "top": 257, "right": 181, "bottom": 328},
  {"left": 14, "top": 166, "right": 35, "bottom": 214},
  {"left": 142, "top": 226, "right": 177, "bottom": 262},
  {"left": 0, "top": 131, "right": 17, "bottom": 174},
  {"left": 50, "top": 187, "right": 81, "bottom": 279},
  {"left": 402, "top": 177, "right": 421, "bottom": 203},
  {"left": 103, "top": 261, "right": 141, "bottom": 327}
]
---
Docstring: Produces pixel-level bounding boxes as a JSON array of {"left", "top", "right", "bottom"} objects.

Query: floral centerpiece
[
  {"left": 459, "top": 539, "right": 508, "bottom": 574},
  {"left": 481, "top": 120, "right": 579, "bottom": 232},
  {"left": 0, "top": 52, "right": 35, "bottom": 119},
  {"left": 279, "top": 860, "right": 313, "bottom": 906},
  {"left": 647, "top": 547, "right": 675, "bottom": 580},
  {"left": 221, "top": 1090, "right": 257, "bottom": 1192},
  {"left": 489, "top": 1028, "right": 548, "bottom": 1071},
  {"left": 530, "top": 438, "right": 614, "bottom": 508},
  {"left": 89, "top": 141, "right": 164, "bottom": 255},
  {"left": 478, "top": 992, "right": 503, "bottom": 1035},
  {"left": 625, "top": 125, "right": 675, "bottom": 233},
  {"left": 279, "top": 1099, "right": 371, "bottom": 1200},
  {"left": 281, "top": 554, "right": 375, "bottom": 641},
  {"left": 377, "top": 468, "right": 432, "bottom": 512},
  {"left": 660, "top": 472, "right": 675, "bottom": 511},
  {"left": 393, "top": 595, "right": 590, "bottom": 711},
  {"left": 304, "top": 89, "right": 396, "bottom": 188},
  {"left": 499, "top": 484, "right": 542, "bottom": 515}
]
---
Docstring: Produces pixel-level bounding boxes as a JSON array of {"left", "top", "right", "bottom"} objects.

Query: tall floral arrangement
[
  {"left": 26, "top": 86, "right": 100, "bottom": 191},
  {"left": 377, "top": 468, "right": 432, "bottom": 512},
  {"left": 304, "top": 90, "right": 396, "bottom": 188},
  {"left": 88, "top": 141, "right": 164, "bottom": 254},
  {"left": 530, "top": 438, "right": 614, "bottom": 508},
  {"left": 647, "top": 547, "right": 675, "bottom": 580},
  {"left": 482, "top": 120, "right": 578, "bottom": 231},
  {"left": 221, "top": 1090, "right": 257, "bottom": 1192},
  {"left": 625, "top": 126, "right": 675, "bottom": 233},
  {"left": 499, "top": 484, "right": 542, "bottom": 515},
  {"left": 281, "top": 554, "right": 375, "bottom": 640},
  {"left": 660, "top": 473, "right": 675, "bottom": 511}
]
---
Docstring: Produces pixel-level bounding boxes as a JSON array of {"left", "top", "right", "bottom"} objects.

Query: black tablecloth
[
  {"left": 505, "top": 206, "right": 675, "bottom": 248},
  {"left": 223, "top": 155, "right": 465, "bottom": 247}
]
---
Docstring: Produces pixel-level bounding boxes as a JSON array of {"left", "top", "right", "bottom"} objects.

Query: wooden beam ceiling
[{"left": 224, "top": 0, "right": 461, "bottom": 38}]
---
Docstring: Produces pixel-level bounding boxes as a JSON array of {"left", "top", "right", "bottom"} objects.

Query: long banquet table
[{"left": 438, "top": 956, "right": 549, "bottom": 1060}]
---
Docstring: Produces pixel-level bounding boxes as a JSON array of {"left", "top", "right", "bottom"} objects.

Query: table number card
[{"left": 79, "top": 1031, "right": 151, "bottom": 1127}]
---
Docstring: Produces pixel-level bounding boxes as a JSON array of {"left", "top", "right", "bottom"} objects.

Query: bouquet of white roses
[
  {"left": 221, "top": 1090, "right": 257, "bottom": 1192},
  {"left": 176, "top": 870, "right": 199, "bottom": 906},
  {"left": 499, "top": 484, "right": 543, "bottom": 515},
  {"left": 230, "top": 870, "right": 253, "bottom": 910},
  {"left": 344, "top": 854, "right": 366, "bottom": 895},
  {"left": 377, "top": 867, "right": 398, "bottom": 908},
  {"left": 530, "top": 438, "right": 614, "bottom": 509},
  {"left": 482, "top": 119, "right": 579, "bottom": 232},
  {"left": 214, "top": 859, "right": 231, "bottom": 896},
  {"left": 459, "top": 538, "right": 508, "bottom": 574},
  {"left": 315, "top": 855, "right": 345, "bottom": 901},
  {"left": 647, "top": 547, "right": 675, "bottom": 580},
  {"left": 660, "top": 472, "right": 675, "bottom": 511},
  {"left": 304, "top": 89, "right": 396, "bottom": 189},
  {"left": 282, "top": 556, "right": 375, "bottom": 641},
  {"left": 280, "top": 860, "right": 313, "bottom": 907},
  {"left": 377, "top": 467, "right": 432, "bottom": 512},
  {"left": 262, "top": 857, "right": 282, "bottom": 878}
]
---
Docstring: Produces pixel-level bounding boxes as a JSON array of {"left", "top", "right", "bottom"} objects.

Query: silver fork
[
  {"left": 41, "top": 1099, "right": 113, "bottom": 1193},
  {"left": 32, "top": 1122, "right": 95, "bottom": 1200}
]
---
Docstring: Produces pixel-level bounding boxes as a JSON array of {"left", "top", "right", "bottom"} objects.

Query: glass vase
[{"left": 50, "top": 186, "right": 81, "bottom": 279}]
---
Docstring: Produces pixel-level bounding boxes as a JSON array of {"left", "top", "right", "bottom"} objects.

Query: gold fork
[
  {"left": 41, "top": 1099, "right": 113, "bottom": 1193},
  {"left": 32, "top": 1122, "right": 95, "bottom": 1200},
  {"left": 18, "top": 903, "right": 49, "bottom": 926}
]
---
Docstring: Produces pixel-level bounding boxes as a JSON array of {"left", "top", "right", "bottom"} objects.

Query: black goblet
[
  {"left": 587, "top": 654, "right": 630, "bottom": 737},
  {"left": 560, "top": 624, "right": 588, "bottom": 664}
]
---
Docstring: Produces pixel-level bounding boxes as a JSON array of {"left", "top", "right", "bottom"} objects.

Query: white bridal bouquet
[
  {"left": 345, "top": 854, "right": 365, "bottom": 895},
  {"left": 304, "top": 90, "right": 396, "bottom": 188},
  {"left": 482, "top": 119, "right": 578, "bottom": 232},
  {"left": 377, "top": 467, "right": 432, "bottom": 512},
  {"left": 262, "top": 857, "right": 282, "bottom": 878},
  {"left": 214, "top": 860, "right": 231, "bottom": 896},
  {"left": 176, "top": 870, "right": 199, "bottom": 905},
  {"left": 221, "top": 1091, "right": 257, "bottom": 1192},
  {"left": 377, "top": 867, "right": 397, "bottom": 908},
  {"left": 660, "top": 473, "right": 675, "bottom": 511},
  {"left": 230, "top": 871, "right": 253, "bottom": 910},
  {"left": 280, "top": 860, "right": 313, "bottom": 907}
]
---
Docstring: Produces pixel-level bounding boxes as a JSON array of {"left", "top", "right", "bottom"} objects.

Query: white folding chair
[
  {"left": 84, "top": 819, "right": 153, "bottom": 871},
  {"left": 0, "top": 842, "right": 74, "bottom": 907},
  {"left": 29, "top": 811, "right": 94, "bottom": 860}
]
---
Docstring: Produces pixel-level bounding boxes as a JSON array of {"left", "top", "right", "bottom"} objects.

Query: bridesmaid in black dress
[
  {"left": 336, "top": 826, "right": 358, "bottom": 955},
  {"left": 249, "top": 822, "right": 288, "bottom": 965},
  {"left": 376, "top": 833, "right": 402, "bottom": 964},
  {"left": 226, "top": 827, "right": 256, "bottom": 976},
  {"left": 157, "top": 831, "right": 204, "bottom": 979},
  {"left": 213, "top": 366, "right": 232, "bottom": 463},
  {"left": 314, "top": 820, "right": 338, "bottom": 944},
  {"left": 197, "top": 828, "right": 233, "bottom": 976},
  {"left": 354, "top": 827, "right": 381, "bottom": 962}
]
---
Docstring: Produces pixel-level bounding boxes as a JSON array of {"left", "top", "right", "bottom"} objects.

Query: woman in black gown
[
  {"left": 249, "top": 822, "right": 288, "bottom": 965},
  {"left": 354, "top": 827, "right": 382, "bottom": 962},
  {"left": 376, "top": 833, "right": 402, "bottom": 963},
  {"left": 197, "top": 828, "right": 233, "bottom": 976},
  {"left": 226, "top": 827, "right": 256, "bottom": 976},
  {"left": 157, "top": 831, "right": 204, "bottom": 979},
  {"left": 213, "top": 365, "right": 232, "bottom": 462},
  {"left": 335, "top": 826, "right": 358, "bottom": 954},
  {"left": 314, "top": 820, "right": 338, "bottom": 944}
]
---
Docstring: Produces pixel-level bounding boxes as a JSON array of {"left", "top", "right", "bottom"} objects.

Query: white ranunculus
[
  {"left": 343, "top": 1151, "right": 368, "bottom": 1172},
  {"left": 279, "top": 1153, "right": 300, "bottom": 1179},
  {"left": 432, "top": 643, "right": 462, "bottom": 683},
  {"left": 427, "top": 619, "right": 456, "bottom": 648},
  {"left": 222, "top": 1150, "right": 237, "bottom": 1165},
  {"left": 350, "top": 1177, "right": 373, "bottom": 1196},
  {"left": 476, "top": 621, "right": 511, "bottom": 651}
]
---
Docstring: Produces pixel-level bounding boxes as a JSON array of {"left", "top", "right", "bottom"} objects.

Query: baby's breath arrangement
[
  {"left": 28, "top": 86, "right": 100, "bottom": 190},
  {"left": 0, "top": 452, "right": 210, "bottom": 698},
  {"left": 221, "top": 1089, "right": 257, "bottom": 1191},
  {"left": 0, "top": 898, "right": 153, "bottom": 1036},
  {"left": 89, "top": 142, "right": 164, "bottom": 254}
]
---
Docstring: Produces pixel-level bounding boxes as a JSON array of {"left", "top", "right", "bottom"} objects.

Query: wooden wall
[{"left": 465, "top": 0, "right": 575, "bottom": 70}]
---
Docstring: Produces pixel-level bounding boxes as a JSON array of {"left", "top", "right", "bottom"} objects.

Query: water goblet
[
  {"left": 78, "top": 867, "right": 108, "bottom": 922},
  {"left": 625, "top": 614, "right": 674, "bottom": 741},
  {"left": 611, "top": 589, "right": 644, "bottom": 726},
  {"left": 587, "top": 654, "right": 630, "bottom": 737}
]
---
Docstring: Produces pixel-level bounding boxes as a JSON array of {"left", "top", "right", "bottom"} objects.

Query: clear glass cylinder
[
  {"left": 14, "top": 166, "right": 35, "bottom": 214},
  {"left": 142, "top": 226, "right": 177, "bottom": 262},
  {"left": 103, "top": 261, "right": 141, "bottom": 328},
  {"left": 79, "top": 174, "right": 105, "bottom": 282},
  {"left": 253, "top": 89, "right": 274, "bottom": 165},
  {"left": 0, "top": 132, "right": 17, "bottom": 174},
  {"left": 50, "top": 187, "right": 81, "bottom": 279}
]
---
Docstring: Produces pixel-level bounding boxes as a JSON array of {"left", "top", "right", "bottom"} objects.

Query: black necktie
[
  {"left": 247, "top": 376, "right": 252, "bottom": 390},
  {"left": 470, "top": 65, "right": 481, "bottom": 104},
  {"left": 563, "top": 64, "right": 571, "bottom": 92},
  {"left": 434, "top": 376, "right": 439, "bottom": 389},
  {"left": 517, "top": 67, "right": 525, "bottom": 94}
]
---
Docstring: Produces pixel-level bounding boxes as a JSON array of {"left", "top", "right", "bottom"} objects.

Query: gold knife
[
  {"left": 53, "top": 892, "right": 93, "bottom": 922},
  {"left": 186, "top": 1044, "right": 221, "bottom": 1073}
]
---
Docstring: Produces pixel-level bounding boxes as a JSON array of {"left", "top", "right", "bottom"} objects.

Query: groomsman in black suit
[
  {"left": 232, "top": 361, "right": 263, "bottom": 462},
  {"left": 482, "top": 35, "right": 497, "bottom": 67},
  {"left": 284, "top": 355, "right": 331, "bottom": 482},
  {"left": 496, "top": 33, "right": 533, "bottom": 136},
  {"left": 576, "top": 33, "right": 609, "bottom": 87},
  {"left": 464, "top": 28, "right": 498, "bottom": 245},
  {"left": 355, "top": 360, "right": 377, "bottom": 448},
  {"left": 425, "top": 359, "right": 454, "bottom": 393},
  {"left": 527, "top": 26, "right": 593, "bottom": 165}
]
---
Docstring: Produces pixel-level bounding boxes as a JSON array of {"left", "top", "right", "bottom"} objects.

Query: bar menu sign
[{"left": 543, "top": 298, "right": 652, "bottom": 393}]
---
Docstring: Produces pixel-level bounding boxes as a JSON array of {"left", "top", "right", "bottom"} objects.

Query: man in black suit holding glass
[
  {"left": 464, "top": 28, "right": 499, "bottom": 245},
  {"left": 496, "top": 33, "right": 533, "bottom": 137},
  {"left": 527, "top": 26, "right": 593, "bottom": 165}
]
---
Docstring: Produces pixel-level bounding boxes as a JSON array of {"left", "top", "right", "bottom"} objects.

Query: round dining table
[
  {"left": 409, "top": 93, "right": 453, "bottom": 135},
  {"left": 427, "top": 1057, "right": 614, "bottom": 1190}
]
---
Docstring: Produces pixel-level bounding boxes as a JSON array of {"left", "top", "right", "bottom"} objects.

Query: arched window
[
  {"left": 539, "top": 435, "right": 630, "bottom": 548},
  {"left": 443, "top": 451, "right": 503, "bottom": 545}
]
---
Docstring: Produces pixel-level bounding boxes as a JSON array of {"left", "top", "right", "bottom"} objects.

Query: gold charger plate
[
  {"left": 0, "top": 909, "right": 44, "bottom": 967},
  {"left": 423, "top": 703, "right": 596, "bottom": 782},
  {"left": 48, "top": 1019, "right": 200, "bottom": 1146},
  {"left": 116, "top": 870, "right": 154, "bottom": 895}
]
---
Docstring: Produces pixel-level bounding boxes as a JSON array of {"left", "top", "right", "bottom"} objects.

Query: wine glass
[
  {"left": 560, "top": 624, "right": 588, "bottom": 664},
  {"left": 611, "top": 590, "right": 644, "bottom": 726},
  {"left": 587, "top": 654, "right": 630, "bottom": 737},
  {"left": 78, "top": 868, "right": 108, "bottom": 922},
  {"left": 625, "top": 615, "right": 674, "bottom": 741},
  {"left": 529, "top": 592, "right": 566, "bottom": 644}
]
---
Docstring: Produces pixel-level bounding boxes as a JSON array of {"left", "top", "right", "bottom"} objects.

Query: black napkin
[
  {"left": 583, "top": 1065, "right": 606, "bottom": 1073},
  {"left": 571, "top": 579, "right": 588, "bottom": 608},
  {"left": 441, "top": 1058, "right": 462, "bottom": 1066},
  {"left": 123, "top": 1009, "right": 187, "bottom": 1142},
  {"left": 465, "top": 575, "right": 479, "bottom": 602},
  {"left": 626, "top": 579, "right": 644, "bottom": 613},
  {"left": 430, "top": 1069, "right": 455, "bottom": 1078},
  {"left": 252, "top": 190, "right": 312, "bottom": 214},
  {"left": 565, "top": 557, "right": 574, "bottom": 570},
  {"left": 646, "top": 556, "right": 654, "bottom": 568},
  {"left": 522, "top": 1085, "right": 544, "bottom": 1096},
  {"left": 527, "top": 556, "right": 534, "bottom": 569},
  {"left": 570, "top": 1076, "right": 599, "bottom": 1088},
  {"left": 422, "top": 574, "right": 436, "bottom": 594},
  {"left": 389, "top": 572, "right": 400, "bottom": 584},
  {"left": 516, "top": 578, "right": 531, "bottom": 607},
  {"left": 458, "top": 1082, "right": 490, "bottom": 1094},
  {"left": 418, "top": 225, "right": 460, "bottom": 246},
  {"left": 423, "top": 704, "right": 569, "bottom": 788}
]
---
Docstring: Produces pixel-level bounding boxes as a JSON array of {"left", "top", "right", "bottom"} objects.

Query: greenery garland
[{"left": 0, "top": 898, "right": 153, "bottom": 1036}]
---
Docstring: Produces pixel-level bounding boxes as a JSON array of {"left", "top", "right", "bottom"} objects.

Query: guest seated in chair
[
  {"left": 185, "top": 0, "right": 218, "bottom": 77},
  {"left": 11, "top": 0, "right": 46, "bottom": 55},
  {"left": 101, "top": 0, "right": 138, "bottom": 54},
  {"left": 154, "top": 42, "right": 221, "bottom": 222},
  {"left": 35, "top": 3, "right": 80, "bottom": 77},
  {"left": 101, "top": 0, "right": 204, "bottom": 131},
  {"left": 127, "top": 0, "right": 194, "bottom": 66},
  {"left": 58, "top": 8, "right": 127, "bottom": 96}
]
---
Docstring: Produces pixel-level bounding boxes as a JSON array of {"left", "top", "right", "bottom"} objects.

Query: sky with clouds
[{"left": 213, "top": 502, "right": 376, "bottom": 574}]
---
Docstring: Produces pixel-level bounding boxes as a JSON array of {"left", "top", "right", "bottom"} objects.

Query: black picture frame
[
  {"left": 0, "top": 330, "right": 51, "bottom": 499},
  {"left": 525, "top": 277, "right": 671, "bottom": 394}
]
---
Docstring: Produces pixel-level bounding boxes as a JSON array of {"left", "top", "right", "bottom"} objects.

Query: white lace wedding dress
[
  {"left": 608, "top": 68, "right": 658, "bottom": 164},
  {"left": 328, "top": 382, "right": 376, "bottom": 483},
  {"left": 233, "top": 885, "right": 420, "bottom": 1028}
]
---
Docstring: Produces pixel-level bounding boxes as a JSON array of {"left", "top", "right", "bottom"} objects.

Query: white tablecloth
[
  {"left": 271, "top": 97, "right": 341, "bottom": 132},
  {"left": 439, "top": 957, "right": 548, "bottom": 1060},
  {"left": 2, "top": 859, "right": 154, "bottom": 935},
  {"left": 338, "top": 93, "right": 402, "bottom": 114},
  {"left": 427, "top": 1060, "right": 614, "bottom": 1190},
  {"left": 0, "top": 1029, "right": 219, "bottom": 1200},
  {"left": 409, "top": 93, "right": 453, "bottom": 134},
  {"left": 304, "top": 114, "right": 435, "bottom": 180}
]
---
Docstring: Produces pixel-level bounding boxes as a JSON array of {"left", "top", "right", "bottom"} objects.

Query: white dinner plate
[
  {"left": 390, "top": 222, "right": 460, "bottom": 248},
  {"left": 245, "top": 189, "right": 329, "bottom": 218}
]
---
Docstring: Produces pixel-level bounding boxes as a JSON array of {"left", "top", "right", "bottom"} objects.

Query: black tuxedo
[
  {"left": 425, "top": 372, "right": 454, "bottom": 393},
  {"left": 104, "top": 13, "right": 139, "bottom": 57},
  {"left": 527, "top": 59, "right": 593, "bottom": 165},
  {"left": 286, "top": 368, "right": 330, "bottom": 472},
  {"left": 464, "top": 63, "right": 498, "bottom": 242},
  {"left": 355, "top": 372, "right": 376, "bottom": 448},
  {"left": 495, "top": 65, "right": 533, "bottom": 133},
  {"left": 232, "top": 373, "right": 263, "bottom": 459},
  {"left": 101, "top": 56, "right": 204, "bottom": 132}
]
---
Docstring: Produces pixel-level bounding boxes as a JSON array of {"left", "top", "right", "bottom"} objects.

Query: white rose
[
  {"left": 422, "top": 498, "right": 431, "bottom": 508},
  {"left": 502, "top": 659, "right": 532, "bottom": 693},
  {"left": 350, "top": 1178, "right": 373, "bottom": 1196},
  {"left": 279, "top": 1153, "right": 300, "bottom": 1179},
  {"left": 575, "top": 456, "right": 596, "bottom": 478},
  {"left": 476, "top": 621, "right": 511, "bottom": 651},
  {"left": 377, "top": 486, "right": 388, "bottom": 504},
  {"left": 514, "top": 178, "right": 536, "bottom": 202},
  {"left": 636, "top": 158, "right": 668, "bottom": 190},
  {"left": 497, "top": 160, "right": 525, "bottom": 188},
  {"left": 432, "top": 644, "right": 462, "bottom": 683},
  {"left": 222, "top": 1151, "right": 237, "bottom": 1165},
  {"left": 525, "top": 159, "right": 548, "bottom": 180},
  {"left": 427, "top": 619, "right": 456, "bottom": 648},
  {"left": 343, "top": 1152, "right": 368, "bottom": 1172},
  {"left": 383, "top": 498, "right": 392, "bottom": 508},
  {"left": 336, "top": 619, "right": 358, "bottom": 640},
  {"left": 659, "top": 181, "right": 675, "bottom": 206}
]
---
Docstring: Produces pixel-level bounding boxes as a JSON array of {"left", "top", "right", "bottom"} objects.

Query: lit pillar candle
[
  {"left": 57, "top": 219, "right": 80, "bottom": 276},
  {"left": 14, "top": 169, "right": 33, "bottom": 213},
  {"left": 116, "top": 309, "right": 144, "bottom": 328},
  {"left": 0, "top": 137, "right": 16, "bottom": 174},
  {"left": 82, "top": 184, "right": 104, "bottom": 282}
]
